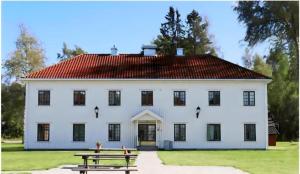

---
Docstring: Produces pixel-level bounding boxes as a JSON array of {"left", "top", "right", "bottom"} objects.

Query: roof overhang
[{"left": 131, "top": 109, "right": 163, "bottom": 122}]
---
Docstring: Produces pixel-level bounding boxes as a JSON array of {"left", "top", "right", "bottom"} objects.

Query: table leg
[{"left": 125, "top": 155, "right": 129, "bottom": 169}]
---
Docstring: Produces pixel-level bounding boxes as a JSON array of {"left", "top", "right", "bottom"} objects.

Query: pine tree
[{"left": 57, "top": 42, "right": 87, "bottom": 61}]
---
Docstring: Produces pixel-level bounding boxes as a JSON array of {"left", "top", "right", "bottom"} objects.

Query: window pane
[
  {"left": 37, "top": 124, "right": 49, "bottom": 141},
  {"left": 207, "top": 124, "right": 221, "bottom": 141},
  {"left": 209, "top": 91, "right": 220, "bottom": 106},
  {"left": 74, "top": 91, "right": 85, "bottom": 105},
  {"left": 174, "top": 91, "right": 185, "bottom": 106},
  {"left": 73, "top": 124, "right": 85, "bottom": 141},
  {"left": 38, "top": 90, "right": 50, "bottom": 105},
  {"left": 108, "top": 124, "right": 120, "bottom": 141},
  {"left": 243, "top": 91, "right": 255, "bottom": 106},
  {"left": 174, "top": 124, "right": 186, "bottom": 141},
  {"left": 109, "top": 91, "right": 121, "bottom": 106},
  {"left": 244, "top": 124, "right": 256, "bottom": 141},
  {"left": 142, "top": 91, "right": 153, "bottom": 106}
]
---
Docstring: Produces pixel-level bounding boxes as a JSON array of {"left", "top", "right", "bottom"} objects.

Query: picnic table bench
[{"left": 72, "top": 151, "right": 138, "bottom": 174}]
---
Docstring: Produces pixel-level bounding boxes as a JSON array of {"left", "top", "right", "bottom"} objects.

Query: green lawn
[
  {"left": 1, "top": 143, "right": 136, "bottom": 171},
  {"left": 157, "top": 142, "right": 299, "bottom": 174}
]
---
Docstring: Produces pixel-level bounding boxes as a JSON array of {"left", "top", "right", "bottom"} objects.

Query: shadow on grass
[{"left": 1, "top": 144, "right": 24, "bottom": 152}]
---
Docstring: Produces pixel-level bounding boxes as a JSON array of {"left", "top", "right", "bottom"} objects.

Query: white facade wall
[{"left": 24, "top": 79, "right": 269, "bottom": 149}]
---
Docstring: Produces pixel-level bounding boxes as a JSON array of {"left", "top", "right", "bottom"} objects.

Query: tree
[
  {"left": 57, "top": 42, "right": 86, "bottom": 61},
  {"left": 234, "top": 1, "right": 299, "bottom": 81},
  {"left": 154, "top": 7, "right": 185, "bottom": 55},
  {"left": 185, "top": 10, "right": 215, "bottom": 56},
  {"left": 252, "top": 54, "right": 272, "bottom": 77},
  {"left": 4, "top": 24, "right": 45, "bottom": 82},
  {"left": 1, "top": 83, "right": 25, "bottom": 138},
  {"left": 267, "top": 48, "right": 298, "bottom": 140},
  {"left": 241, "top": 48, "right": 254, "bottom": 69}
]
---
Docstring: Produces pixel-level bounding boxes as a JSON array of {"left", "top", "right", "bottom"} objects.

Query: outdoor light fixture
[
  {"left": 94, "top": 106, "right": 99, "bottom": 118},
  {"left": 196, "top": 106, "right": 201, "bottom": 118}
]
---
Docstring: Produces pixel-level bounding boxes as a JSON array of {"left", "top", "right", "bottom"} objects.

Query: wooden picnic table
[
  {"left": 74, "top": 153, "right": 138, "bottom": 169},
  {"left": 89, "top": 148, "right": 137, "bottom": 154}
]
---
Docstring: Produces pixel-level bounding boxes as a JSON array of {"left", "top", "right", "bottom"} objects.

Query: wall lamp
[
  {"left": 94, "top": 106, "right": 99, "bottom": 118},
  {"left": 196, "top": 106, "right": 201, "bottom": 118}
]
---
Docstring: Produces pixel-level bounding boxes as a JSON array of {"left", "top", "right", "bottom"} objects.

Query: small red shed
[{"left": 268, "top": 117, "right": 279, "bottom": 146}]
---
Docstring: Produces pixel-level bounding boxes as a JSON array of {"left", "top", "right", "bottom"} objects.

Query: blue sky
[{"left": 2, "top": 1, "right": 270, "bottom": 66}]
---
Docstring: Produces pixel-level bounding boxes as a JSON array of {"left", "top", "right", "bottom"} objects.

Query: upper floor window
[
  {"left": 108, "top": 124, "right": 120, "bottom": 141},
  {"left": 174, "top": 91, "right": 186, "bottom": 106},
  {"left": 37, "top": 123, "right": 50, "bottom": 141},
  {"left": 109, "top": 91, "right": 121, "bottom": 106},
  {"left": 38, "top": 90, "right": 50, "bottom": 106},
  {"left": 73, "top": 124, "right": 85, "bottom": 142},
  {"left": 209, "top": 91, "right": 220, "bottom": 106},
  {"left": 244, "top": 124, "right": 256, "bottom": 141},
  {"left": 207, "top": 124, "right": 221, "bottom": 141},
  {"left": 243, "top": 91, "right": 255, "bottom": 106},
  {"left": 74, "top": 90, "right": 85, "bottom": 106},
  {"left": 141, "top": 91, "right": 153, "bottom": 106},
  {"left": 174, "top": 124, "right": 186, "bottom": 141}
]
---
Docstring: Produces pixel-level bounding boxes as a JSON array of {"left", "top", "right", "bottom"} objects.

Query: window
[
  {"left": 109, "top": 91, "right": 121, "bottom": 106},
  {"left": 37, "top": 124, "right": 50, "bottom": 141},
  {"left": 108, "top": 124, "right": 120, "bottom": 141},
  {"left": 174, "top": 91, "right": 186, "bottom": 106},
  {"left": 243, "top": 91, "right": 255, "bottom": 106},
  {"left": 74, "top": 91, "right": 85, "bottom": 106},
  {"left": 174, "top": 124, "right": 186, "bottom": 141},
  {"left": 141, "top": 91, "right": 153, "bottom": 106},
  {"left": 207, "top": 124, "right": 221, "bottom": 141},
  {"left": 244, "top": 124, "right": 256, "bottom": 141},
  {"left": 209, "top": 91, "right": 220, "bottom": 106},
  {"left": 38, "top": 90, "right": 50, "bottom": 105},
  {"left": 73, "top": 124, "right": 85, "bottom": 141}
]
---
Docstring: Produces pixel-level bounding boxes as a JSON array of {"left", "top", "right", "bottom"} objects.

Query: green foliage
[
  {"left": 158, "top": 142, "right": 299, "bottom": 174},
  {"left": 234, "top": 1, "right": 299, "bottom": 80},
  {"left": 267, "top": 49, "right": 299, "bottom": 140},
  {"left": 252, "top": 54, "right": 272, "bottom": 77},
  {"left": 3, "top": 24, "right": 45, "bottom": 81},
  {"left": 1, "top": 83, "right": 25, "bottom": 138},
  {"left": 154, "top": 7, "right": 185, "bottom": 55},
  {"left": 154, "top": 7, "right": 215, "bottom": 56},
  {"left": 185, "top": 10, "right": 215, "bottom": 56},
  {"left": 57, "top": 42, "right": 87, "bottom": 61}
]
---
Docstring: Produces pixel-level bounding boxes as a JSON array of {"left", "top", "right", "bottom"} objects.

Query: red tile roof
[{"left": 25, "top": 54, "right": 270, "bottom": 79}]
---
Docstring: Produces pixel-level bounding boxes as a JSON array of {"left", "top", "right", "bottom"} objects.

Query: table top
[
  {"left": 89, "top": 148, "right": 137, "bottom": 151},
  {"left": 74, "top": 153, "right": 138, "bottom": 157}
]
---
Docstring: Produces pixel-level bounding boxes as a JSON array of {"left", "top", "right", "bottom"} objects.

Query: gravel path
[{"left": 5, "top": 151, "right": 248, "bottom": 174}]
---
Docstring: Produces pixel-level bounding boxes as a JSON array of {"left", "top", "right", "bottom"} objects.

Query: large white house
[{"left": 23, "top": 46, "right": 271, "bottom": 150}]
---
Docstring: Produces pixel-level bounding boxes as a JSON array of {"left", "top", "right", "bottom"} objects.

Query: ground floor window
[
  {"left": 244, "top": 124, "right": 256, "bottom": 141},
  {"left": 73, "top": 124, "right": 85, "bottom": 141},
  {"left": 37, "top": 124, "right": 49, "bottom": 141},
  {"left": 108, "top": 124, "right": 120, "bottom": 141},
  {"left": 174, "top": 124, "right": 186, "bottom": 141},
  {"left": 207, "top": 124, "right": 221, "bottom": 141}
]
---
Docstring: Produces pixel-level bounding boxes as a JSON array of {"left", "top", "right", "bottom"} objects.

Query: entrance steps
[{"left": 137, "top": 146, "right": 158, "bottom": 151}]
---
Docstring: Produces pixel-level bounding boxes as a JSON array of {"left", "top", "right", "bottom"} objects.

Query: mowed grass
[
  {"left": 157, "top": 142, "right": 299, "bottom": 174},
  {"left": 1, "top": 143, "right": 137, "bottom": 171}
]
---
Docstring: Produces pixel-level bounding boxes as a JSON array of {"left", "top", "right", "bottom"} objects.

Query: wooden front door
[{"left": 138, "top": 124, "right": 156, "bottom": 146}]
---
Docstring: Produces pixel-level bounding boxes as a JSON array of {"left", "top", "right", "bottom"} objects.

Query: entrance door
[{"left": 138, "top": 124, "right": 156, "bottom": 146}]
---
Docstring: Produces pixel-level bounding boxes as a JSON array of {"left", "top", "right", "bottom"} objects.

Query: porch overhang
[{"left": 131, "top": 109, "right": 163, "bottom": 122}]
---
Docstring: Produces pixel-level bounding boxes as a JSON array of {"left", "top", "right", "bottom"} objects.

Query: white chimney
[
  {"left": 176, "top": 48, "right": 184, "bottom": 56},
  {"left": 142, "top": 44, "right": 157, "bottom": 56},
  {"left": 111, "top": 45, "right": 118, "bottom": 56}
]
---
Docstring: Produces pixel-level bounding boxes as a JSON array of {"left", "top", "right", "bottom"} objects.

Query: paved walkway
[{"left": 5, "top": 151, "right": 248, "bottom": 174}]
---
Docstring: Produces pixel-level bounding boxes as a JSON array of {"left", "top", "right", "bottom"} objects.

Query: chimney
[
  {"left": 111, "top": 45, "right": 118, "bottom": 56},
  {"left": 176, "top": 48, "right": 184, "bottom": 56},
  {"left": 142, "top": 44, "right": 157, "bottom": 56}
]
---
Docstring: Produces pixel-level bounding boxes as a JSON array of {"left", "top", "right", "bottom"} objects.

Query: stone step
[{"left": 137, "top": 146, "right": 158, "bottom": 151}]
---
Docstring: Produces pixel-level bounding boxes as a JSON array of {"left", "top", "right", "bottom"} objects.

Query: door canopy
[{"left": 131, "top": 109, "right": 163, "bottom": 122}]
